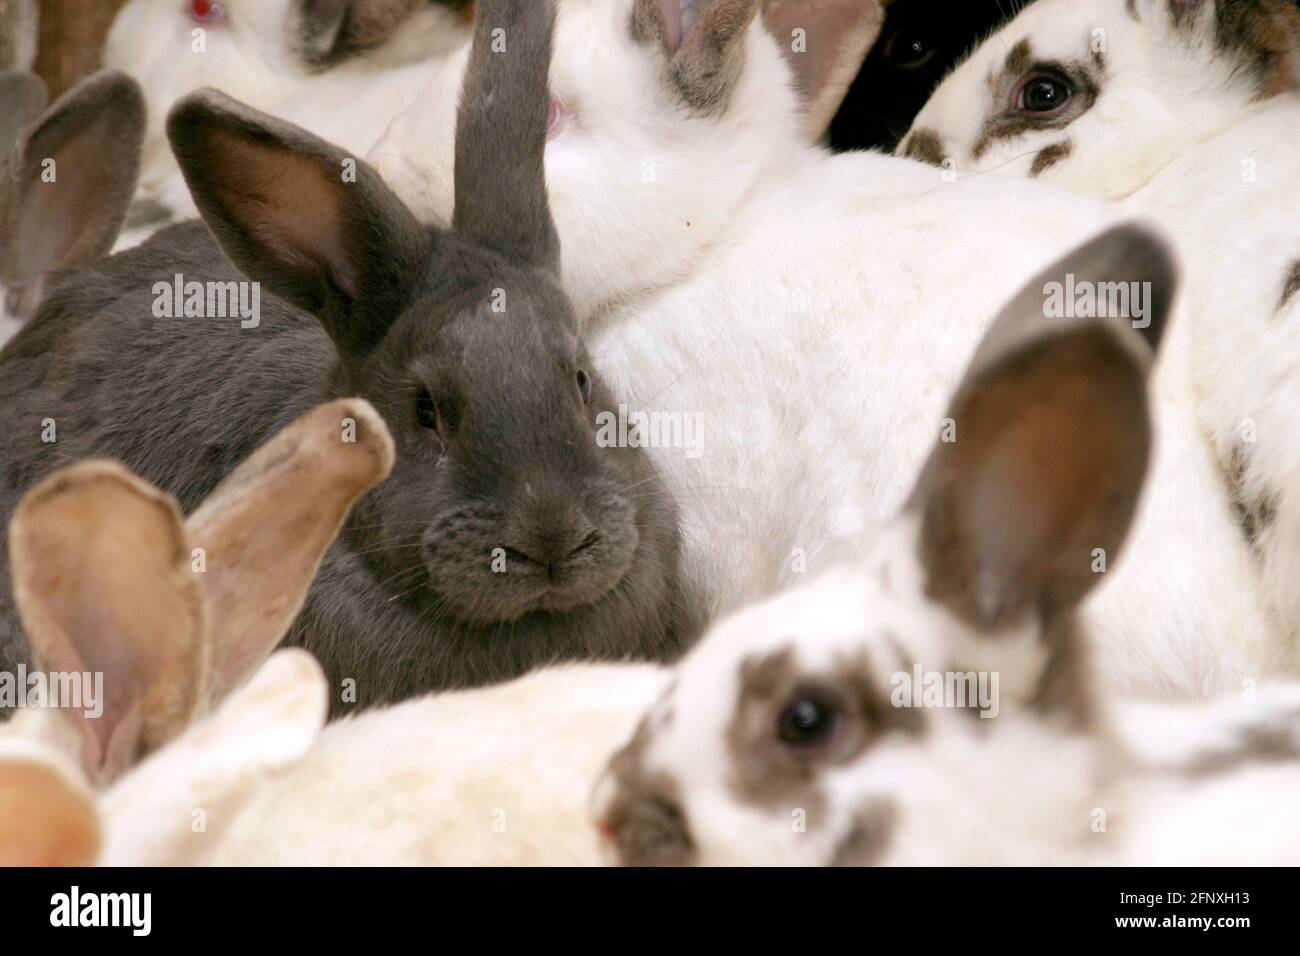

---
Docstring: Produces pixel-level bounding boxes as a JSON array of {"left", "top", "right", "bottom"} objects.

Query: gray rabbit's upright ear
[
  {"left": 0, "top": 71, "right": 46, "bottom": 156},
  {"left": 8, "top": 462, "right": 207, "bottom": 786},
  {"left": 632, "top": 0, "right": 761, "bottom": 116},
  {"left": 166, "top": 89, "right": 431, "bottom": 360},
  {"left": 452, "top": 0, "right": 560, "bottom": 272},
  {"left": 761, "top": 0, "right": 886, "bottom": 143},
  {"left": 910, "top": 224, "right": 1178, "bottom": 633},
  {"left": 0, "top": 71, "right": 144, "bottom": 318}
]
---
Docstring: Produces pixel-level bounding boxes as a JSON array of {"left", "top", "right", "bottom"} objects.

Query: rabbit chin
[{"left": 426, "top": 542, "right": 639, "bottom": 624}]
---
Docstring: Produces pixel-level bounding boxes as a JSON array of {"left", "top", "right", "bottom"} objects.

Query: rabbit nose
[{"left": 508, "top": 521, "right": 599, "bottom": 575}]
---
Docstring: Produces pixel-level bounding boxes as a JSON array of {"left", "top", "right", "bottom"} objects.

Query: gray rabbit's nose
[{"left": 506, "top": 520, "right": 600, "bottom": 576}]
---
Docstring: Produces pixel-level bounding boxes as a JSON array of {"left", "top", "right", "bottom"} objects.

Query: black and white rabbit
[{"left": 0, "top": 0, "right": 689, "bottom": 712}]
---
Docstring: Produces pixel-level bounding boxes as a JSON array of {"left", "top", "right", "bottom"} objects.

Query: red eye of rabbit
[
  {"left": 187, "top": 0, "right": 227, "bottom": 26},
  {"left": 1014, "top": 71, "right": 1074, "bottom": 116},
  {"left": 576, "top": 369, "right": 592, "bottom": 405},
  {"left": 415, "top": 390, "right": 453, "bottom": 445},
  {"left": 775, "top": 692, "right": 839, "bottom": 749}
]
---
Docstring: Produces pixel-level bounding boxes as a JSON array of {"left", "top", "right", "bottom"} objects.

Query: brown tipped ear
[
  {"left": 166, "top": 89, "right": 430, "bottom": 360},
  {"left": 0, "top": 71, "right": 144, "bottom": 314},
  {"left": 912, "top": 224, "right": 1178, "bottom": 631},
  {"left": 632, "top": 0, "right": 762, "bottom": 115},
  {"left": 0, "top": 71, "right": 46, "bottom": 157},
  {"left": 185, "top": 399, "right": 395, "bottom": 704},
  {"left": 9, "top": 463, "right": 206, "bottom": 785},
  {"left": 761, "top": 0, "right": 886, "bottom": 142},
  {"left": 0, "top": 760, "right": 101, "bottom": 866},
  {"left": 296, "top": 0, "right": 463, "bottom": 68}
]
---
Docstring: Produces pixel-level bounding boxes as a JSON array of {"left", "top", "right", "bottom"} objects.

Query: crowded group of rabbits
[{"left": 0, "top": 0, "right": 1298, "bottom": 866}]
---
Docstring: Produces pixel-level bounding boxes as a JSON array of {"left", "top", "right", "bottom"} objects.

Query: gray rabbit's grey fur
[{"left": 0, "top": 0, "right": 692, "bottom": 712}]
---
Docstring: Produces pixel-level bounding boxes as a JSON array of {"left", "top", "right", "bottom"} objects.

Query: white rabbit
[
  {"left": 370, "top": 0, "right": 1284, "bottom": 696},
  {"left": 104, "top": 0, "right": 473, "bottom": 225},
  {"left": 0, "top": 71, "right": 147, "bottom": 338},
  {"left": 0, "top": 397, "right": 393, "bottom": 865},
  {"left": 902, "top": 0, "right": 1300, "bottom": 659},
  {"left": 210, "top": 662, "right": 668, "bottom": 866},
  {"left": 594, "top": 228, "right": 1300, "bottom": 866}
]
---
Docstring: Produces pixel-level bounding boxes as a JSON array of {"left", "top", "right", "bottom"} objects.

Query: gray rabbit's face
[{"left": 355, "top": 255, "right": 645, "bottom": 623}]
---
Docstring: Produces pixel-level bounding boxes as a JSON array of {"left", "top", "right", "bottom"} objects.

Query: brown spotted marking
[
  {"left": 1227, "top": 444, "right": 1278, "bottom": 549},
  {"left": 725, "top": 644, "right": 925, "bottom": 819},
  {"left": 1182, "top": 708, "right": 1300, "bottom": 777},
  {"left": 972, "top": 36, "right": 1102, "bottom": 159},
  {"left": 1030, "top": 139, "right": 1073, "bottom": 176},
  {"left": 1186, "top": 0, "right": 1300, "bottom": 99},
  {"left": 601, "top": 716, "right": 698, "bottom": 866},
  {"left": 902, "top": 128, "right": 947, "bottom": 168}
]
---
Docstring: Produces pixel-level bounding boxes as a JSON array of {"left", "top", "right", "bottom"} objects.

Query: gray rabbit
[{"left": 0, "top": 0, "right": 692, "bottom": 712}]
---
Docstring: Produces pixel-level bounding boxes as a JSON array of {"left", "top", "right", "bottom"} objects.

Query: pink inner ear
[{"left": 660, "top": 0, "right": 686, "bottom": 52}]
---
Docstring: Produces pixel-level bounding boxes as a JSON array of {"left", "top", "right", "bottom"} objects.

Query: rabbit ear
[
  {"left": 295, "top": 0, "right": 442, "bottom": 68},
  {"left": 0, "top": 71, "right": 144, "bottom": 318},
  {"left": 761, "top": 0, "right": 886, "bottom": 142},
  {"left": 166, "top": 89, "right": 431, "bottom": 361},
  {"left": 633, "top": 0, "right": 761, "bottom": 116},
  {"left": 452, "top": 0, "right": 560, "bottom": 272},
  {"left": 0, "top": 757, "right": 100, "bottom": 866},
  {"left": 0, "top": 71, "right": 45, "bottom": 157},
  {"left": 185, "top": 399, "right": 395, "bottom": 704},
  {"left": 98, "top": 649, "right": 327, "bottom": 866},
  {"left": 8, "top": 462, "right": 207, "bottom": 785},
  {"left": 910, "top": 224, "right": 1178, "bottom": 632}
]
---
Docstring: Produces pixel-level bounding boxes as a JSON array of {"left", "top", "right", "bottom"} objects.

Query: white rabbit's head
[
  {"left": 900, "top": 0, "right": 1300, "bottom": 199},
  {"left": 105, "top": 0, "right": 473, "bottom": 204},
  {"left": 370, "top": 0, "right": 883, "bottom": 318},
  {"left": 593, "top": 224, "right": 1178, "bottom": 865},
  {"left": 0, "top": 399, "right": 394, "bottom": 865}
]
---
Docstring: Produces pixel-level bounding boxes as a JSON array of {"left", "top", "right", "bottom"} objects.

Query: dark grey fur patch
[
  {"left": 1029, "top": 139, "right": 1073, "bottom": 176},
  {"left": 123, "top": 198, "right": 173, "bottom": 231},
  {"left": 1280, "top": 259, "right": 1300, "bottom": 310},
  {"left": 902, "top": 128, "right": 946, "bottom": 168},
  {"left": 828, "top": 799, "right": 898, "bottom": 866},
  {"left": 1182, "top": 707, "right": 1300, "bottom": 777}
]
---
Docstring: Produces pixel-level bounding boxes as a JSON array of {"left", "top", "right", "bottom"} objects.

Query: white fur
[
  {"left": 907, "top": 0, "right": 1300, "bottom": 657},
  {"left": 369, "top": 0, "right": 1282, "bottom": 697},
  {"left": 104, "top": 0, "right": 470, "bottom": 221},
  {"left": 212, "top": 663, "right": 669, "bottom": 866}
]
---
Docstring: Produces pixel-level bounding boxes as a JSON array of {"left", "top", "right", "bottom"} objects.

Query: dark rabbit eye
[
  {"left": 1017, "top": 73, "right": 1073, "bottom": 114},
  {"left": 188, "top": 0, "right": 227, "bottom": 25},
  {"left": 576, "top": 369, "right": 593, "bottom": 405},
  {"left": 882, "top": 28, "right": 936, "bottom": 70},
  {"left": 415, "top": 390, "right": 451, "bottom": 443},
  {"left": 776, "top": 696, "right": 838, "bottom": 748}
]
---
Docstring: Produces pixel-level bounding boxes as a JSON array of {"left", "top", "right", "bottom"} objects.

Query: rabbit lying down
[
  {"left": 595, "top": 227, "right": 1300, "bottom": 867},
  {"left": 902, "top": 0, "right": 1300, "bottom": 650},
  {"left": 0, "top": 1, "right": 690, "bottom": 711},
  {"left": 369, "top": 0, "right": 1285, "bottom": 697},
  {"left": 103, "top": 0, "right": 475, "bottom": 226},
  {"left": 0, "top": 397, "right": 393, "bottom": 865}
]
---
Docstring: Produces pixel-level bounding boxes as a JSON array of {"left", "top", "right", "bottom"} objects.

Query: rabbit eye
[
  {"left": 415, "top": 390, "right": 452, "bottom": 444},
  {"left": 882, "top": 28, "right": 936, "bottom": 70},
  {"left": 187, "top": 0, "right": 227, "bottom": 26},
  {"left": 576, "top": 369, "right": 593, "bottom": 405},
  {"left": 1016, "top": 72, "right": 1073, "bottom": 115},
  {"left": 776, "top": 695, "right": 839, "bottom": 748}
]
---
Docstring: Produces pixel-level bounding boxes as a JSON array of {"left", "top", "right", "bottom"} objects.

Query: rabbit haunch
[
  {"left": 367, "top": 0, "right": 1281, "bottom": 697},
  {"left": 0, "top": 1, "right": 688, "bottom": 712},
  {"left": 903, "top": 0, "right": 1300, "bottom": 656}
]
